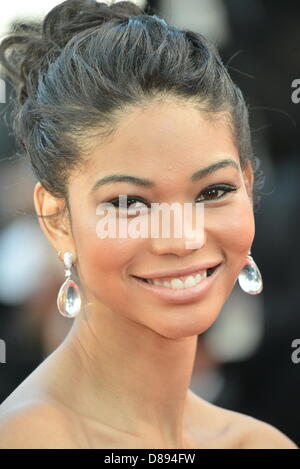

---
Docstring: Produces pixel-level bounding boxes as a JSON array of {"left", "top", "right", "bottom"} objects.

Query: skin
[
  {"left": 30, "top": 98, "right": 256, "bottom": 446},
  {"left": 4, "top": 97, "right": 295, "bottom": 449}
]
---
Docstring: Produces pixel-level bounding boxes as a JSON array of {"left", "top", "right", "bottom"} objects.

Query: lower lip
[{"left": 130, "top": 264, "right": 222, "bottom": 305}]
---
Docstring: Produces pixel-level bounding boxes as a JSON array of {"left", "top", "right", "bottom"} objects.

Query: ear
[
  {"left": 242, "top": 159, "right": 254, "bottom": 200},
  {"left": 33, "top": 182, "right": 76, "bottom": 258}
]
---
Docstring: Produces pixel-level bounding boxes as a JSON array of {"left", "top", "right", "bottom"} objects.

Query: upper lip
[{"left": 132, "top": 261, "right": 222, "bottom": 280}]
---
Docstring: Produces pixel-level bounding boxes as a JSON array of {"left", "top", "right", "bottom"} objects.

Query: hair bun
[
  {"left": 43, "top": 1, "right": 144, "bottom": 47},
  {"left": 0, "top": 1, "right": 144, "bottom": 104}
]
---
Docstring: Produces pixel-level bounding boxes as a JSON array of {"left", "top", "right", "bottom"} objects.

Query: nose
[
  {"left": 150, "top": 204, "right": 206, "bottom": 256},
  {"left": 151, "top": 234, "right": 206, "bottom": 256}
]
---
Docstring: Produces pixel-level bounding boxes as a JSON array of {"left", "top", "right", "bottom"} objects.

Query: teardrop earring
[
  {"left": 57, "top": 251, "right": 82, "bottom": 318},
  {"left": 238, "top": 250, "right": 263, "bottom": 295}
]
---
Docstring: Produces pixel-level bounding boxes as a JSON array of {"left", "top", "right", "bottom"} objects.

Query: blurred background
[{"left": 0, "top": 0, "right": 299, "bottom": 446}]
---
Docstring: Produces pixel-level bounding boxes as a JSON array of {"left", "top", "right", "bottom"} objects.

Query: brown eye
[
  {"left": 197, "top": 184, "right": 238, "bottom": 202},
  {"left": 107, "top": 196, "right": 150, "bottom": 210}
]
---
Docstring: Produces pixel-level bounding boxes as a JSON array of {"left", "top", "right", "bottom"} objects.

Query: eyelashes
[
  {"left": 196, "top": 184, "right": 239, "bottom": 203},
  {"left": 105, "top": 184, "right": 239, "bottom": 211}
]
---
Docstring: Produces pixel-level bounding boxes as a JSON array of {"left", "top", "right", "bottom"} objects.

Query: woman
[{"left": 0, "top": 0, "right": 297, "bottom": 449}]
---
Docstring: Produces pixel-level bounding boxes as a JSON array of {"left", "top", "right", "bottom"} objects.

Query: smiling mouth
[{"left": 132, "top": 264, "right": 220, "bottom": 285}]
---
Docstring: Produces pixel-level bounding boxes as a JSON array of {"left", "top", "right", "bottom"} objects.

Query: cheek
[
  {"left": 207, "top": 196, "right": 255, "bottom": 266},
  {"left": 71, "top": 215, "right": 141, "bottom": 298}
]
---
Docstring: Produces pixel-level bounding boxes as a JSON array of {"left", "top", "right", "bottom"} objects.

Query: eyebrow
[{"left": 90, "top": 158, "right": 240, "bottom": 192}]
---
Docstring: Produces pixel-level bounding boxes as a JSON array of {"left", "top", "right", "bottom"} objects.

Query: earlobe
[{"left": 33, "top": 181, "right": 74, "bottom": 253}]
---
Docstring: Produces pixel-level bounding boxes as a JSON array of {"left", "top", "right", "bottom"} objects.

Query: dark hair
[{"left": 0, "top": 0, "right": 265, "bottom": 217}]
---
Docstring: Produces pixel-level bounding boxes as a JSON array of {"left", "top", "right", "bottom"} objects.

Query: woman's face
[{"left": 66, "top": 99, "right": 255, "bottom": 338}]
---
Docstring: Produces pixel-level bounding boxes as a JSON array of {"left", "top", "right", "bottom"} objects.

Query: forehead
[{"left": 81, "top": 99, "right": 239, "bottom": 180}]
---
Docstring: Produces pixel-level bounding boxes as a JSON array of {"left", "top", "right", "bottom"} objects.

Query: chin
[{"left": 146, "top": 309, "right": 222, "bottom": 340}]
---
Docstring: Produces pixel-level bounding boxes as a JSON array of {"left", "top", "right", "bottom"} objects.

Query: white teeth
[
  {"left": 171, "top": 278, "right": 184, "bottom": 289},
  {"left": 146, "top": 270, "right": 207, "bottom": 289},
  {"left": 153, "top": 279, "right": 164, "bottom": 286},
  {"left": 184, "top": 275, "right": 198, "bottom": 288}
]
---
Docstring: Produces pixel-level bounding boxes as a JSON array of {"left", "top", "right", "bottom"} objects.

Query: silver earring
[
  {"left": 238, "top": 250, "right": 263, "bottom": 295},
  {"left": 57, "top": 251, "right": 82, "bottom": 318}
]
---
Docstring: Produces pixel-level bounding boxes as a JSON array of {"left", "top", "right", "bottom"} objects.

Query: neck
[{"left": 56, "top": 299, "right": 199, "bottom": 448}]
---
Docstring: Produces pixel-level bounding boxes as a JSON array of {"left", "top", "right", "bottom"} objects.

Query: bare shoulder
[
  {"left": 189, "top": 391, "right": 298, "bottom": 449},
  {"left": 0, "top": 400, "right": 80, "bottom": 449},
  {"left": 236, "top": 413, "right": 299, "bottom": 449},
  {"left": 206, "top": 399, "right": 298, "bottom": 449}
]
